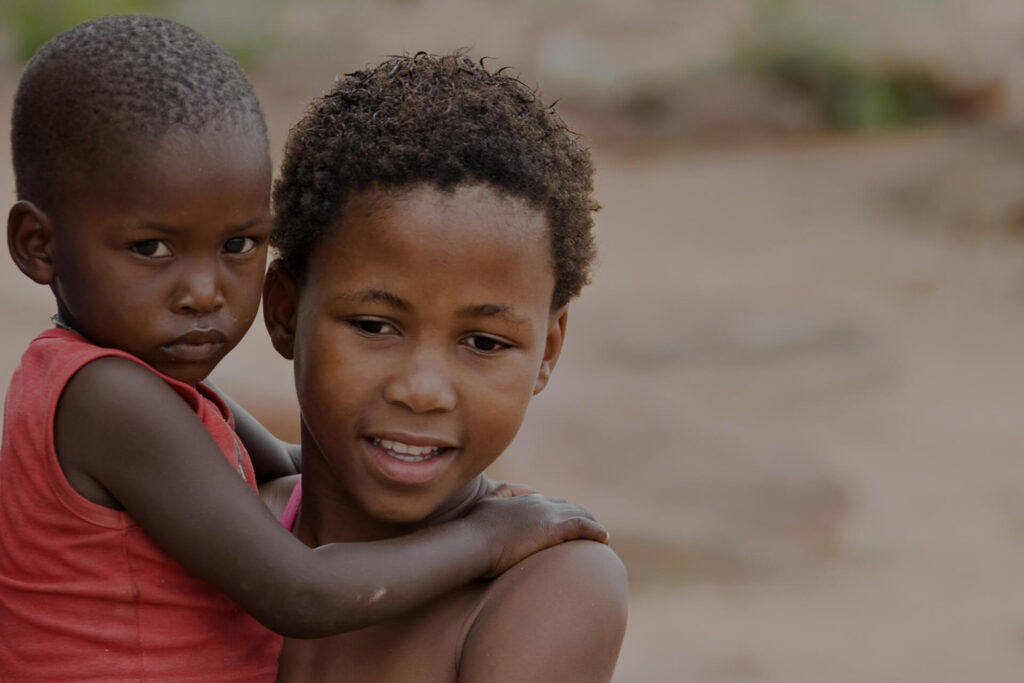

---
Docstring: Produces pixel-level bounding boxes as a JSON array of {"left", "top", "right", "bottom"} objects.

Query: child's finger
[
  {"left": 558, "top": 517, "right": 610, "bottom": 545},
  {"left": 552, "top": 500, "right": 594, "bottom": 520},
  {"left": 488, "top": 481, "right": 537, "bottom": 498}
]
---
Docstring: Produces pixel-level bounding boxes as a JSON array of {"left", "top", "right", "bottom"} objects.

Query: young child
[
  {"left": 0, "top": 17, "right": 607, "bottom": 680},
  {"left": 264, "top": 52, "right": 629, "bottom": 681}
]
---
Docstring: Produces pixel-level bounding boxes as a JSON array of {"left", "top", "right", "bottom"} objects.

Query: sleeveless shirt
[{"left": 0, "top": 329, "right": 282, "bottom": 681}]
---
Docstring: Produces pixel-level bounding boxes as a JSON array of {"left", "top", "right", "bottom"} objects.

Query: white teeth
[{"left": 375, "top": 439, "right": 443, "bottom": 461}]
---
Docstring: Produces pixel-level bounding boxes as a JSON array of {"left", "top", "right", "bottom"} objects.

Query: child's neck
[
  {"left": 50, "top": 311, "right": 80, "bottom": 335},
  {"left": 294, "top": 453, "right": 493, "bottom": 547}
]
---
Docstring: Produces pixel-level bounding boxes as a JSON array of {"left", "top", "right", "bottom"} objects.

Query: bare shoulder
[
  {"left": 493, "top": 539, "right": 628, "bottom": 600},
  {"left": 60, "top": 355, "right": 186, "bottom": 419},
  {"left": 58, "top": 355, "right": 208, "bottom": 467},
  {"left": 458, "top": 541, "right": 629, "bottom": 683},
  {"left": 56, "top": 356, "right": 222, "bottom": 506}
]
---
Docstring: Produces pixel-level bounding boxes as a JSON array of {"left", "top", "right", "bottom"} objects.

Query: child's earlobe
[
  {"left": 7, "top": 201, "right": 56, "bottom": 285},
  {"left": 534, "top": 307, "right": 568, "bottom": 395},
  {"left": 263, "top": 261, "right": 298, "bottom": 361}
]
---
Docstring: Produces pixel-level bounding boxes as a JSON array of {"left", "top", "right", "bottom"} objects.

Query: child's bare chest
[{"left": 278, "top": 580, "right": 490, "bottom": 682}]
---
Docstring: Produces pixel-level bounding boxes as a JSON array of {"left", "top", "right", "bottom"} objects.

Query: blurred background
[{"left": 3, "top": 1, "right": 1024, "bottom": 680}]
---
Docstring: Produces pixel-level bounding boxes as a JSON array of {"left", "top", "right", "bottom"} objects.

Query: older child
[
  {"left": 265, "top": 52, "right": 628, "bottom": 682},
  {"left": 0, "top": 17, "right": 607, "bottom": 680}
]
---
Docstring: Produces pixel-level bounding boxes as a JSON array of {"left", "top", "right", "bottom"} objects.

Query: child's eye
[
  {"left": 131, "top": 240, "right": 171, "bottom": 258},
  {"left": 224, "top": 237, "right": 257, "bottom": 254},
  {"left": 465, "top": 335, "right": 510, "bottom": 352},
  {"left": 350, "top": 319, "right": 397, "bottom": 335}
]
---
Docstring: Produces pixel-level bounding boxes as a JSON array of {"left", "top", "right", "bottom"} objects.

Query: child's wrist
[{"left": 450, "top": 515, "right": 500, "bottom": 578}]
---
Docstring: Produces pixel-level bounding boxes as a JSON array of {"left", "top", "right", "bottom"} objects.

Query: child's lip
[
  {"left": 162, "top": 329, "right": 228, "bottom": 361},
  {"left": 363, "top": 437, "right": 458, "bottom": 485},
  {"left": 365, "top": 432, "right": 458, "bottom": 450},
  {"left": 169, "top": 329, "right": 228, "bottom": 346}
]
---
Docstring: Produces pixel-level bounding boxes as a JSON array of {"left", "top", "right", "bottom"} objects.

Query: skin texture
[
  {"left": 5, "top": 130, "right": 608, "bottom": 639},
  {"left": 265, "top": 184, "right": 628, "bottom": 681},
  {"left": 47, "top": 129, "right": 270, "bottom": 387}
]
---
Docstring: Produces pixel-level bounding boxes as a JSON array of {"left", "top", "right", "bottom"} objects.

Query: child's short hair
[
  {"left": 272, "top": 51, "right": 598, "bottom": 309},
  {"left": 11, "top": 14, "right": 267, "bottom": 214}
]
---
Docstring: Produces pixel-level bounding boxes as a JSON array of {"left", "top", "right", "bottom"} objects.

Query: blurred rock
[
  {"left": 602, "top": 308, "right": 892, "bottom": 406},
  {"left": 597, "top": 75, "right": 825, "bottom": 148},
  {"left": 882, "top": 125, "right": 1024, "bottom": 237}
]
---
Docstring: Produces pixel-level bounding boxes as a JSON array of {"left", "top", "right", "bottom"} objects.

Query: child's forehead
[
  {"left": 123, "top": 124, "right": 269, "bottom": 166},
  {"left": 53, "top": 126, "right": 271, "bottom": 228},
  {"left": 315, "top": 183, "right": 555, "bottom": 296},
  {"left": 61, "top": 124, "right": 270, "bottom": 198},
  {"left": 346, "top": 183, "right": 548, "bottom": 242}
]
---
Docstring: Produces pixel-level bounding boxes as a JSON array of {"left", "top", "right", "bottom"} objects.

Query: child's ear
[
  {"left": 534, "top": 306, "right": 568, "bottom": 395},
  {"left": 7, "top": 201, "right": 56, "bottom": 285},
  {"left": 263, "top": 260, "right": 298, "bottom": 361}
]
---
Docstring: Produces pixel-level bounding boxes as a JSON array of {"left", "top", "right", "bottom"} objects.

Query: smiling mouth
[
  {"left": 366, "top": 437, "right": 458, "bottom": 485},
  {"left": 371, "top": 438, "right": 449, "bottom": 462}
]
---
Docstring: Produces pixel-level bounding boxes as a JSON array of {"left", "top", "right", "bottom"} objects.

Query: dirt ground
[{"left": 5, "top": 1, "right": 1024, "bottom": 681}]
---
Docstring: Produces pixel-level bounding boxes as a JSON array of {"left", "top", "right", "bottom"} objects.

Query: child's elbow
[{"left": 242, "top": 574, "right": 370, "bottom": 638}]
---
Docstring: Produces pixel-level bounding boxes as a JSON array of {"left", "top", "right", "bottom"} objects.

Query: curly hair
[
  {"left": 11, "top": 14, "right": 267, "bottom": 213},
  {"left": 272, "top": 52, "right": 598, "bottom": 309}
]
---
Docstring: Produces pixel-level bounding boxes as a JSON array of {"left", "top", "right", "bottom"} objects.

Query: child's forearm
[
  {"left": 249, "top": 493, "right": 604, "bottom": 637},
  {"left": 250, "top": 517, "right": 492, "bottom": 638}
]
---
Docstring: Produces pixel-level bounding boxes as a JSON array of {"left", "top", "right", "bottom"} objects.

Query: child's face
[
  {"left": 266, "top": 184, "right": 566, "bottom": 523},
  {"left": 49, "top": 129, "right": 271, "bottom": 385}
]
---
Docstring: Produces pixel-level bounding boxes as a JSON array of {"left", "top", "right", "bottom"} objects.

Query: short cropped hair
[
  {"left": 272, "top": 52, "right": 598, "bottom": 309},
  {"left": 11, "top": 14, "right": 267, "bottom": 213}
]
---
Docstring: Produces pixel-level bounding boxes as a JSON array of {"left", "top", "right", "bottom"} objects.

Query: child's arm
[
  {"left": 54, "top": 357, "right": 606, "bottom": 638},
  {"left": 205, "top": 381, "right": 301, "bottom": 482},
  {"left": 458, "top": 541, "right": 629, "bottom": 682}
]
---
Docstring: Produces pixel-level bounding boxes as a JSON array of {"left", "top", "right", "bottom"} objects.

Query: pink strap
[{"left": 280, "top": 478, "right": 302, "bottom": 532}]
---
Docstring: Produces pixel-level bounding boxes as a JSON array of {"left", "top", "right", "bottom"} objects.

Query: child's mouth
[
  {"left": 364, "top": 436, "right": 457, "bottom": 485},
  {"left": 163, "top": 341, "right": 226, "bottom": 362},
  {"left": 371, "top": 438, "right": 445, "bottom": 462},
  {"left": 163, "top": 329, "right": 228, "bottom": 362}
]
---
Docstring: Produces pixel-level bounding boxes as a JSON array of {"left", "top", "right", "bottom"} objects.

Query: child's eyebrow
[
  {"left": 342, "top": 291, "right": 529, "bottom": 326},
  {"left": 137, "top": 216, "right": 269, "bottom": 234},
  {"left": 350, "top": 289, "right": 411, "bottom": 310},
  {"left": 228, "top": 216, "right": 271, "bottom": 231},
  {"left": 457, "top": 304, "right": 529, "bottom": 327}
]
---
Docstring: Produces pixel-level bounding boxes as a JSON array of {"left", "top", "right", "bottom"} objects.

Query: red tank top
[{"left": 0, "top": 329, "right": 282, "bottom": 680}]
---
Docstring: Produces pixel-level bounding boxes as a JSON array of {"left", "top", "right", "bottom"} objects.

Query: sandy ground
[{"left": 5, "top": 1, "right": 1024, "bottom": 681}]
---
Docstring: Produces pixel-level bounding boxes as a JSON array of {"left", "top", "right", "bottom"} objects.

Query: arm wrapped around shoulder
[{"left": 459, "top": 540, "right": 629, "bottom": 683}]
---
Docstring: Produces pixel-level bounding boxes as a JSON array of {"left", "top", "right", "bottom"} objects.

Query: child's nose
[
  {"left": 172, "top": 263, "right": 225, "bottom": 314},
  {"left": 382, "top": 348, "right": 457, "bottom": 414}
]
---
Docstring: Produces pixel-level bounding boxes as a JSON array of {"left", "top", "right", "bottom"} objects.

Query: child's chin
[
  {"left": 365, "top": 496, "right": 444, "bottom": 527},
  {"left": 155, "top": 361, "right": 215, "bottom": 386}
]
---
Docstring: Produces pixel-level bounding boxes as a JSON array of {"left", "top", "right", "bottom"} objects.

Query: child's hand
[{"left": 468, "top": 493, "right": 609, "bottom": 577}]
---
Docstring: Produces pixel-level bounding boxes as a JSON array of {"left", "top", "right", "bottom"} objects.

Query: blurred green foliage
[
  {"left": 742, "top": 0, "right": 950, "bottom": 130},
  {"left": 756, "top": 47, "right": 949, "bottom": 130},
  {"left": 1, "top": 0, "right": 278, "bottom": 68},
  {"left": 5, "top": 0, "right": 168, "bottom": 62}
]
